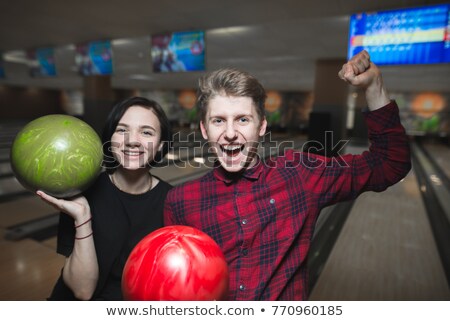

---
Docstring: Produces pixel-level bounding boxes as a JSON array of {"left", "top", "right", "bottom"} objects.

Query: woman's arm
[{"left": 37, "top": 191, "right": 99, "bottom": 300}]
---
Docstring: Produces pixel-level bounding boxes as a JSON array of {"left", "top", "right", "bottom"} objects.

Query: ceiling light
[
  {"left": 3, "top": 51, "right": 28, "bottom": 64},
  {"left": 208, "top": 26, "right": 256, "bottom": 36},
  {"left": 129, "top": 74, "right": 154, "bottom": 81}
]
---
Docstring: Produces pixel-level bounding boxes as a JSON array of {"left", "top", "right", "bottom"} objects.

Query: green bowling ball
[{"left": 10, "top": 114, "right": 103, "bottom": 198}]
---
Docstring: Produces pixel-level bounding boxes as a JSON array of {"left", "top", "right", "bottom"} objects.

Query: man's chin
[
  {"left": 218, "top": 156, "right": 253, "bottom": 173},
  {"left": 220, "top": 164, "right": 245, "bottom": 173}
]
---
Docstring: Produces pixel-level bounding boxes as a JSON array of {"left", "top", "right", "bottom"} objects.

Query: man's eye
[{"left": 212, "top": 119, "right": 223, "bottom": 124}]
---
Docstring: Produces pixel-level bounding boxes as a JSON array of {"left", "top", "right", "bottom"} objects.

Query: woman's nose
[{"left": 125, "top": 131, "right": 142, "bottom": 146}]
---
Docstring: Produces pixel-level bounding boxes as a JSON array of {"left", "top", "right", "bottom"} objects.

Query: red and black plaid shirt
[{"left": 164, "top": 101, "right": 411, "bottom": 300}]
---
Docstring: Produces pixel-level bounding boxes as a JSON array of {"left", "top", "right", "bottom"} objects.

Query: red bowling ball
[{"left": 122, "top": 225, "right": 229, "bottom": 301}]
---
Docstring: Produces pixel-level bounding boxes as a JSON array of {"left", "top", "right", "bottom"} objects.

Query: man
[{"left": 164, "top": 51, "right": 411, "bottom": 300}]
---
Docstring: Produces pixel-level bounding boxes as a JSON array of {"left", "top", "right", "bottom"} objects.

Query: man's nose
[{"left": 224, "top": 123, "right": 237, "bottom": 141}]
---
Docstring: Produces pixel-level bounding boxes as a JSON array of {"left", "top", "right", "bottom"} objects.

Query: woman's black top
[{"left": 48, "top": 172, "right": 172, "bottom": 300}]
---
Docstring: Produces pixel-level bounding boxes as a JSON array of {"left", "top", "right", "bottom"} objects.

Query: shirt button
[
  {"left": 241, "top": 219, "right": 248, "bottom": 225},
  {"left": 242, "top": 248, "right": 248, "bottom": 256},
  {"left": 239, "top": 284, "right": 246, "bottom": 291},
  {"left": 270, "top": 198, "right": 275, "bottom": 204}
]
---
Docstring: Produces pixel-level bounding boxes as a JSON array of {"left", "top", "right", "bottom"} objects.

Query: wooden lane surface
[
  {"left": 309, "top": 169, "right": 450, "bottom": 300},
  {"left": 41, "top": 236, "right": 58, "bottom": 250},
  {"left": 0, "top": 195, "right": 61, "bottom": 300},
  {"left": 0, "top": 227, "right": 64, "bottom": 300},
  {"left": 422, "top": 142, "right": 450, "bottom": 180},
  {"left": 0, "top": 195, "right": 56, "bottom": 228}
]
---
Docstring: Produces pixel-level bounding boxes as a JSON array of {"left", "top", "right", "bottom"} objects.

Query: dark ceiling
[{"left": 0, "top": 0, "right": 448, "bottom": 92}]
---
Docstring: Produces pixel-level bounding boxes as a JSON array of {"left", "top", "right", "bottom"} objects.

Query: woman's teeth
[{"left": 124, "top": 150, "right": 141, "bottom": 156}]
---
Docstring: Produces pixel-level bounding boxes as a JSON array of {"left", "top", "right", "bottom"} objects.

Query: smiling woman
[
  {"left": 110, "top": 106, "right": 162, "bottom": 176},
  {"left": 102, "top": 97, "right": 172, "bottom": 172},
  {"left": 36, "top": 96, "right": 174, "bottom": 300}
]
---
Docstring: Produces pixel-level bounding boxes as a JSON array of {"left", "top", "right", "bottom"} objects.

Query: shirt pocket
[{"left": 259, "top": 187, "right": 309, "bottom": 244}]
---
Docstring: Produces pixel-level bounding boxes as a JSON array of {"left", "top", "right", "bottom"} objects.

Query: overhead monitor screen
[
  {"left": 28, "top": 47, "right": 57, "bottom": 77},
  {"left": 75, "top": 40, "right": 113, "bottom": 76},
  {"left": 151, "top": 30, "right": 205, "bottom": 73},
  {"left": 348, "top": 4, "right": 450, "bottom": 65},
  {"left": 0, "top": 55, "right": 4, "bottom": 78}
]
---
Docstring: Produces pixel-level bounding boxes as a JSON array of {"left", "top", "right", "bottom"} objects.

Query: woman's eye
[
  {"left": 116, "top": 128, "right": 126, "bottom": 133},
  {"left": 143, "top": 131, "right": 154, "bottom": 136}
]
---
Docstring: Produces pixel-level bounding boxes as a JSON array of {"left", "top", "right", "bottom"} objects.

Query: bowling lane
[
  {"left": 0, "top": 149, "right": 10, "bottom": 162},
  {"left": 309, "top": 164, "right": 450, "bottom": 300},
  {"left": 421, "top": 141, "right": 450, "bottom": 180},
  {"left": 0, "top": 121, "right": 25, "bottom": 151},
  {"left": 0, "top": 229, "right": 65, "bottom": 300},
  {"left": 0, "top": 161, "right": 12, "bottom": 177},
  {"left": 0, "top": 176, "right": 32, "bottom": 201},
  {"left": 154, "top": 163, "right": 211, "bottom": 186},
  {"left": 0, "top": 196, "right": 57, "bottom": 229}
]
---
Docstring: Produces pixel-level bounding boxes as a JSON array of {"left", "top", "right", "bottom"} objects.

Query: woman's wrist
[
  {"left": 73, "top": 209, "right": 92, "bottom": 227},
  {"left": 74, "top": 216, "right": 92, "bottom": 228},
  {"left": 75, "top": 231, "right": 93, "bottom": 240}
]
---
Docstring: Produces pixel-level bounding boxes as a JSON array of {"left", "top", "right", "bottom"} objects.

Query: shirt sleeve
[
  {"left": 163, "top": 190, "right": 177, "bottom": 226},
  {"left": 296, "top": 100, "right": 411, "bottom": 208},
  {"left": 56, "top": 212, "right": 75, "bottom": 257}
]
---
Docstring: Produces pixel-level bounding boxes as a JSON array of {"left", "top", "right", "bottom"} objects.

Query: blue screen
[
  {"left": 0, "top": 55, "right": 4, "bottom": 78},
  {"left": 348, "top": 4, "right": 450, "bottom": 65},
  {"left": 152, "top": 30, "right": 205, "bottom": 73},
  {"left": 75, "top": 41, "right": 113, "bottom": 76},
  {"left": 28, "top": 47, "right": 57, "bottom": 77}
]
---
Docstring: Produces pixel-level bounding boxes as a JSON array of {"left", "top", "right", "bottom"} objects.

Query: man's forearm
[{"left": 365, "top": 75, "right": 390, "bottom": 111}]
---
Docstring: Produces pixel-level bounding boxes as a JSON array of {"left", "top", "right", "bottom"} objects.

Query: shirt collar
[{"left": 213, "top": 158, "right": 264, "bottom": 184}]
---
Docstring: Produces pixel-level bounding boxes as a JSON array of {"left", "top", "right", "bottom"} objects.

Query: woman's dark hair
[{"left": 102, "top": 96, "right": 172, "bottom": 173}]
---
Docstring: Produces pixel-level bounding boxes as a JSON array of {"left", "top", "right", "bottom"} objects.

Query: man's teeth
[{"left": 223, "top": 145, "right": 241, "bottom": 151}]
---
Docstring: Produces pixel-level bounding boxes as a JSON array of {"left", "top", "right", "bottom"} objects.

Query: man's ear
[
  {"left": 200, "top": 121, "right": 209, "bottom": 140},
  {"left": 259, "top": 117, "right": 267, "bottom": 137}
]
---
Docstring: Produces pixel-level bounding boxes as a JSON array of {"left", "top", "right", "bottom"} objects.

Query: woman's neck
[{"left": 110, "top": 168, "right": 154, "bottom": 194}]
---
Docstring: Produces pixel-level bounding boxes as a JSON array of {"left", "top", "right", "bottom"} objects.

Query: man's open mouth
[{"left": 220, "top": 144, "right": 245, "bottom": 157}]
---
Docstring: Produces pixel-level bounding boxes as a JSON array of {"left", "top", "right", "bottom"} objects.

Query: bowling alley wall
[
  {"left": 1, "top": 84, "right": 448, "bottom": 139},
  {"left": 135, "top": 89, "right": 450, "bottom": 138},
  {"left": 56, "top": 88, "right": 314, "bottom": 132},
  {"left": 137, "top": 89, "right": 315, "bottom": 132},
  {"left": 0, "top": 85, "right": 62, "bottom": 119},
  {"left": 391, "top": 91, "right": 450, "bottom": 137}
]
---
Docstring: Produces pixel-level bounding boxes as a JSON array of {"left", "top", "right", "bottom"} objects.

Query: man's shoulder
[
  {"left": 167, "top": 170, "right": 214, "bottom": 197},
  {"left": 271, "top": 148, "right": 308, "bottom": 164}
]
